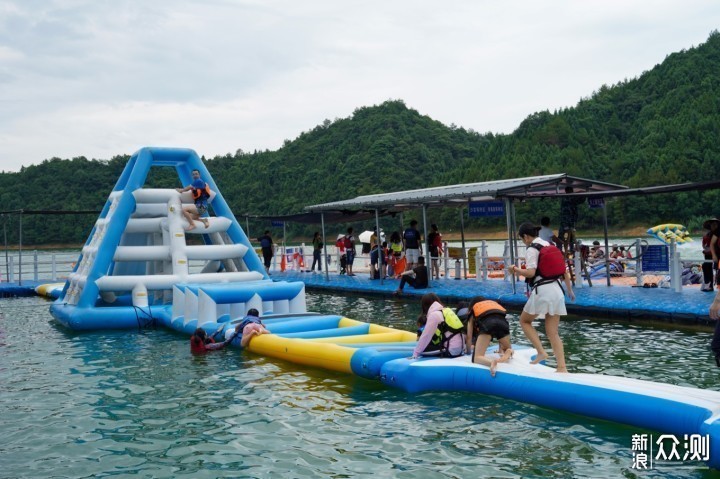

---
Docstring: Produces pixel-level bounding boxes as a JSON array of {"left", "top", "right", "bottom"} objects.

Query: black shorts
[
  {"left": 477, "top": 316, "right": 510, "bottom": 340},
  {"left": 261, "top": 247, "right": 273, "bottom": 267}
]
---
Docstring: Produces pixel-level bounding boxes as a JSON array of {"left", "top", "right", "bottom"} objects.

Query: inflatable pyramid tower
[{"left": 51, "top": 147, "right": 305, "bottom": 331}]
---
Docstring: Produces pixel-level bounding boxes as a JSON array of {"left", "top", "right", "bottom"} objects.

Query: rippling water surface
[{"left": 1, "top": 294, "right": 719, "bottom": 478}]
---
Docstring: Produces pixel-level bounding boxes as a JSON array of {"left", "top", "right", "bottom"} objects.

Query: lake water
[{"left": 1, "top": 293, "right": 719, "bottom": 478}]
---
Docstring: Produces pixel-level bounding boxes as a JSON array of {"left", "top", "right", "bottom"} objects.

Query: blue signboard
[
  {"left": 588, "top": 197, "right": 605, "bottom": 209},
  {"left": 641, "top": 245, "right": 669, "bottom": 272},
  {"left": 271, "top": 220, "right": 284, "bottom": 227},
  {"left": 469, "top": 201, "right": 505, "bottom": 218}
]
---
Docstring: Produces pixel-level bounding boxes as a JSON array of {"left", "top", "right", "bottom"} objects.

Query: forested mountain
[{"left": 3, "top": 31, "right": 720, "bottom": 245}]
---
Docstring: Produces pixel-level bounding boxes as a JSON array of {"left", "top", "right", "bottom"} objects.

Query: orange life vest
[
  {"left": 471, "top": 300, "right": 507, "bottom": 320},
  {"left": 192, "top": 183, "right": 211, "bottom": 200}
]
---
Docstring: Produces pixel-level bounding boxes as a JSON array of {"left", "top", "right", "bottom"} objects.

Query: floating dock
[{"left": 271, "top": 271, "right": 716, "bottom": 326}]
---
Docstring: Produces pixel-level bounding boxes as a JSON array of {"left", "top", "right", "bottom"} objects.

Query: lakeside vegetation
[{"left": 2, "top": 31, "right": 719, "bottom": 245}]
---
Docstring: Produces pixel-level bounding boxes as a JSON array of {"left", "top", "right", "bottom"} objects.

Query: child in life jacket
[
  {"left": 416, "top": 314, "right": 441, "bottom": 355},
  {"left": 190, "top": 327, "right": 229, "bottom": 354},
  {"left": 411, "top": 293, "right": 465, "bottom": 359},
  {"left": 466, "top": 296, "right": 513, "bottom": 377}
]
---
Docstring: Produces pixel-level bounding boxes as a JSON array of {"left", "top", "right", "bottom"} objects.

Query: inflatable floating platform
[{"left": 47, "top": 147, "right": 720, "bottom": 469}]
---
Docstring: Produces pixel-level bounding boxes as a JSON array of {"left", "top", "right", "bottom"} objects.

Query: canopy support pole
[
  {"left": 511, "top": 200, "right": 519, "bottom": 265},
  {"left": 245, "top": 215, "right": 250, "bottom": 239},
  {"left": 3, "top": 215, "right": 8, "bottom": 283},
  {"left": 603, "top": 198, "right": 611, "bottom": 287},
  {"left": 505, "top": 198, "right": 516, "bottom": 294},
  {"left": 321, "top": 213, "right": 329, "bottom": 281},
  {"left": 18, "top": 211, "right": 22, "bottom": 286},
  {"left": 376, "top": 208, "right": 383, "bottom": 285},
  {"left": 422, "top": 204, "right": 429, "bottom": 287},
  {"left": 460, "top": 207, "right": 467, "bottom": 280}
]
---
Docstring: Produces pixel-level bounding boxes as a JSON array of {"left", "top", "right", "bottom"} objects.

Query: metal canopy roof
[
  {"left": 552, "top": 179, "right": 720, "bottom": 199},
  {"left": 305, "top": 174, "right": 627, "bottom": 212}
]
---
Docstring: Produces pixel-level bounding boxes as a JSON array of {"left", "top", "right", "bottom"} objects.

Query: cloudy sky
[{"left": 0, "top": 1, "right": 718, "bottom": 171}]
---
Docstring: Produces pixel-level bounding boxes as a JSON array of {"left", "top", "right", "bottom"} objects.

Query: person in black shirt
[
  {"left": 394, "top": 256, "right": 429, "bottom": 295},
  {"left": 257, "top": 230, "right": 274, "bottom": 273},
  {"left": 403, "top": 220, "right": 423, "bottom": 271}
]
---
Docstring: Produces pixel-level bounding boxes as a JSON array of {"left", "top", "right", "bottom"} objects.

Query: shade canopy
[{"left": 304, "top": 174, "right": 627, "bottom": 212}]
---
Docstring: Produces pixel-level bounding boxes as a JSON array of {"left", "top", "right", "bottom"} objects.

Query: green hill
[{"left": 2, "top": 31, "right": 720, "bottom": 245}]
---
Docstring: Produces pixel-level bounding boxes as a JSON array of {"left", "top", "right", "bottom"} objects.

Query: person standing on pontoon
[
  {"left": 311, "top": 232, "right": 323, "bottom": 273},
  {"left": 558, "top": 187, "right": 584, "bottom": 253},
  {"left": 427, "top": 224, "right": 443, "bottom": 279},
  {"left": 538, "top": 216, "right": 561, "bottom": 248},
  {"left": 257, "top": 230, "right": 274, "bottom": 274},
  {"left": 509, "top": 222, "right": 575, "bottom": 373},
  {"left": 176, "top": 169, "right": 211, "bottom": 231},
  {"left": 704, "top": 219, "right": 720, "bottom": 292},
  {"left": 708, "top": 292, "right": 720, "bottom": 367},
  {"left": 403, "top": 220, "right": 423, "bottom": 272}
]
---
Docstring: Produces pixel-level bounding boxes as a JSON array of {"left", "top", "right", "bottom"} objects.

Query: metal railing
[{"left": 0, "top": 251, "right": 78, "bottom": 284}]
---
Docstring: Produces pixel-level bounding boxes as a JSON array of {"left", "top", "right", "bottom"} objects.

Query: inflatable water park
[{"left": 47, "top": 147, "right": 720, "bottom": 469}]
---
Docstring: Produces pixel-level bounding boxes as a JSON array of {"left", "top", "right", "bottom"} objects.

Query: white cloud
[{"left": 0, "top": 0, "right": 718, "bottom": 170}]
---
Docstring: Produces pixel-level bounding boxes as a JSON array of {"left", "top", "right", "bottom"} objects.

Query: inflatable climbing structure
[{"left": 50, "top": 147, "right": 306, "bottom": 331}]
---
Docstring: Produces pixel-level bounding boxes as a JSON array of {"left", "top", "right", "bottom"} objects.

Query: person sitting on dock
[
  {"left": 589, "top": 241, "right": 605, "bottom": 266},
  {"left": 465, "top": 297, "right": 514, "bottom": 377},
  {"left": 411, "top": 293, "right": 465, "bottom": 359},
  {"left": 394, "top": 256, "right": 428, "bottom": 295},
  {"left": 176, "top": 169, "right": 211, "bottom": 231},
  {"left": 226, "top": 309, "right": 270, "bottom": 348}
]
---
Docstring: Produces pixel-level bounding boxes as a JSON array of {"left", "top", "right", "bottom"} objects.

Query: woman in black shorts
[{"left": 466, "top": 296, "right": 514, "bottom": 377}]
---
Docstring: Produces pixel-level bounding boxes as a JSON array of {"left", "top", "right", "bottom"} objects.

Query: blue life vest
[{"left": 236, "top": 315, "right": 262, "bottom": 332}]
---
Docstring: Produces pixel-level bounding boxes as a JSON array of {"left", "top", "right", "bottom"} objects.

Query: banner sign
[
  {"left": 468, "top": 201, "right": 505, "bottom": 217},
  {"left": 588, "top": 198, "right": 605, "bottom": 209},
  {"left": 641, "top": 245, "right": 669, "bottom": 272}
]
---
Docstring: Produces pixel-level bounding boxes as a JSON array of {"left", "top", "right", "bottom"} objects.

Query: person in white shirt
[
  {"left": 508, "top": 222, "right": 575, "bottom": 373},
  {"left": 538, "top": 216, "right": 560, "bottom": 246}
]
